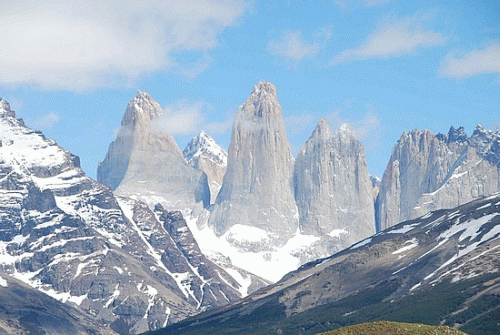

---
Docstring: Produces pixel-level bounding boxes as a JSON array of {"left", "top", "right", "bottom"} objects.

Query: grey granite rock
[
  {"left": 208, "top": 81, "right": 299, "bottom": 243},
  {"left": 294, "top": 120, "right": 375, "bottom": 251},
  {"left": 97, "top": 91, "right": 210, "bottom": 210},
  {"left": 376, "top": 125, "right": 500, "bottom": 231}
]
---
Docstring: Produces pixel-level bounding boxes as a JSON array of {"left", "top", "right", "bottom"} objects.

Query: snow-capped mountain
[
  {"left": 157, "top": 192, "right": 500, "bottom": 335},
  {"left": 377, "top": 125, "right": 500, "bottom": 231},
  {"left": 183, "top": 131, "right": 227, "bottom": 204},
  {"left": 0, "top": 99, "right": 245, "bottom": 334},
  {"left": 187, "top": 82, "right": 377, "bottom": 282},
  {"left": 97, "top": 91, "right": 210, "bottom": 210}
]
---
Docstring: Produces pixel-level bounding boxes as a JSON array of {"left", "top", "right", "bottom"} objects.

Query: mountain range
[
  {"left": 0, "top": 80, "right": 499, "bottom": 334},
  {"left": 0, "top": 99, "right": 252, "bottom": 334},
  {"left": 151, "top": 192, "right": 500, "bottom": 335}
]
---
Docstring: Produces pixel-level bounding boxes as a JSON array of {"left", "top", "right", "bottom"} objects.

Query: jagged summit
[
  {"left": 294, "top": 119, "right": 375, "bottom": 247},
  {"left": 237, "top": 80, "right": 282, "bottom": 122},
  {"left": 377, "top": 125, "right": 500, "bottom": 231},
  {"left": 120, "top": 90, "right": 163, "bottom": 127},
  {"left": 0, "top": 98, "right": 15, "bottom": 118},
  {"left": 251, "top": 80, "right": 277, "bottom": 98},
  {"left": 183, "top": 131, "right": 226, "bottom": 165},
  {"left": 447, "top": 126, "right": 467, "bottom": 143},
  {"left": 310, "top": 118, "right": 333, "bottom": 141},
  {"left": 183, "top": 131, "right": 227, "bottom": 203}
]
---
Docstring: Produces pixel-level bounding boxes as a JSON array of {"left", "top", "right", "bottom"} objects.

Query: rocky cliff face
[
  {"left": 294, "top": 120, "right": 375, "bottom": 251},
  {"left": 0, "top": 270, "right": 115, "bottom": 335},
  {"left": 208, "top": 81, "right": 298, "bottom": 243},
  {"left": 0, "top": 99, "right": 242, "bottom": 334},
  {"left": 183, "top": 131, "right": 227, "bottom": 204},
  {"left": 377, "top": 126, "right": 500, "bottom": 231},
  {"left": 97, "top": 91, "right": 210, "bottom": 210}
]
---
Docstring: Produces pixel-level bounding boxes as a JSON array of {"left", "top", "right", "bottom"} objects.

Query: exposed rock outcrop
[
  {"left": 376, "top": 125, "right": 500, "bottom": 231},
  {"left": 294, "top": 120, "right": 375, "bottom": 251},
  {"left": 183, "top": 131, "right": 227, "bottom": 204},
  {"left": 97, "top": 91, "right": 210, "bottom": 210},
  {"left": 208, "top": 81, "right": 298, "bottom": 243}
]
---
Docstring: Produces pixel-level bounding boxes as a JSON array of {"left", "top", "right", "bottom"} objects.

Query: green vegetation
[
  {"left": 148, "top": 273, "right": 500, "bottom": 335},
  {"left": 317, "top": 321, "right": 467, "bottom": 335}
]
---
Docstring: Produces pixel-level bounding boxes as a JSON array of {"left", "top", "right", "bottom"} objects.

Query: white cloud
[
  {"left": 439, "top": 42, "right": 500, "bottom": 79},
  {"left": 328, "top": 108, "right": 381, "bottom": 146},
  {"left": 0, "top": 0, "right": 248, "bottom": 91},
  {"left": 154, "top": 101, "right": 233, "bottom": 137},
  {"left": 204, "top": 116, "right": 234, "bottom": 136},
  {"left": 268, "top": 29, "right": 331, "bottom": 64},
  {"left": 336, "top": 0, "right": 392, "bottom": 9},
  {"left": 30, "top": 112, "right": 60, "bottom": 130},
  {"left": 285, "top": 113, "right": 317, "bottom": 135},
  {"left": 331, "top": 14, "right": 446, "bottom": 65},
  {"left": 158, "top": 101, "right": 206, "bottom": 135}
]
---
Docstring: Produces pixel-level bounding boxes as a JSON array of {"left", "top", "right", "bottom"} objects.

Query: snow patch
[
  {"left": 0, "top": 275, "right": 7, "bottom": 287},
  {"left": 328, "top": 229, "right": 348, "bottom": 238},
  {"left": 392, "top": 238, "right": 418, "bottom": 255},
  {"left": 350, "top": 238, "right": 372, "bottom": 250}
]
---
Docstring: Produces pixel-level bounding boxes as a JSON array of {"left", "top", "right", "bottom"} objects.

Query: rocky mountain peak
[
  {"left": 239, "top": 80, "right": 281, "bottom": 121},
  {"left": 335, "top": 123, "right": 357, "bottom": 142},
  {"left": 209, "top": 80, "right": 298, "bottom": 241},
  {"left": 183, "top": 131, "right": 227, "bottom": 203},
  {"left": 294, "top": 119, "right": 375, "bottom": 244},
  {"left": 251, "top": 80, "right": 277, "bottom": 99},
  {"left": 377, "top": 124, "right": 500, "bottom": 231},
  {"left": 121, "top": 90, "right": 163, "bottom": 128},
  {"left": 447, "top": 126, "right": 467, "bottom": 143},
  {"left": 0, "top": 98, "right": 15, "bottom": 118},
  {"left": 183, "top": 131, "right": 226, "bottom": 165},
  {"left": 310, "top": 118, "right": 333, "bottom": 141},
  {"left": 98, "top": 92, "right": 210, "bottom": 209}
]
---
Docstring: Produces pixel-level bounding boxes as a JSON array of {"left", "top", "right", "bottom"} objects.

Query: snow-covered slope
[
  {"left": 159, "top": 192, "right": 500, "bottom": 335},
  {"left": 0, "top": 99, "right": 244, "bottom": 334}
]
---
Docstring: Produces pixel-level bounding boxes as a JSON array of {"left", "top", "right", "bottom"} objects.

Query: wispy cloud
[
  {"left": 285, "top": 113, "right": 317, "bottom": 135},
  {"left": 326, "top": 108, "right": 382, "bottom": 152},
  {"left": 0, "top": 0, "right": 248, "bottom": 91},
  {"left": 328, "top": 109, "right": 381, "bottom": 141},
  {"left": 268, "top": 29, "right": 331, "bottom": 65},
  {"left": 30, "top": 112, "right": 60, "bottom": 130},
  {"left": 439, "top": 41, "right": 500, "bottom": 79},
  {"left": 159, "top": 101, "right": 205, "bottom": 135},
  {"left": 335, "top": 0, "right": 392, "bottom": 9},
  {"left": 153, "top": 101, "right": 233, "bottom": 137},
  {"left": 331, "top": 14, "right": 446, "bottom": 65}
]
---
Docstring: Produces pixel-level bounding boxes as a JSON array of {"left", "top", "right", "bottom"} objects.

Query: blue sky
[{"left": 1, "top": 0, "right": 499, "bottom": 179}]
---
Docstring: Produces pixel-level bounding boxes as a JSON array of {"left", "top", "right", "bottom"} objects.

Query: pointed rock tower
[
  {"left": 97, "top": 91, "right": 210, "bottom": 209},
  {"left": 183, "top": 131, "right": 227, "bottom": 204},
  {"left": 208, "top": 81, "right": 298, "bottom": 242},
  {"left": 294, "top": 120, "right": 375, "bottom": 249}
]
